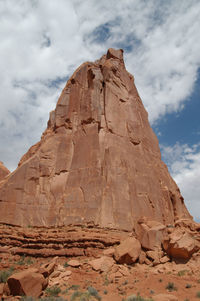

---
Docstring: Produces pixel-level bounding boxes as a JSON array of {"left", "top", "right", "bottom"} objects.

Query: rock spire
[{"left": 0, "top": 48, "right": 191, "bottom": 229}]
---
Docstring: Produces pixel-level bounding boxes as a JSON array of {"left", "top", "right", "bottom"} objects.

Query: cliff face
[{"left": 0, "top": 49, "right": 191, "bottom": 229}]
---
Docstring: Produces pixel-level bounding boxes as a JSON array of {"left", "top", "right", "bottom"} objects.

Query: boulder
[
  {"left": 163, "top": 228, "right": 200, "bottom": 260},
  {"left": 41, "top": 257, "right": 57, "bottom": 276},
  {"left": 7, "top": 268, "right": 47, "bottom": 297},
  {"left": 146, "top": 250, "right": 161, "bottom": 265},
  {"left": 67, "top": 259, "right": 81, "bottom": 267},
  {"left": 89, "top": 256, "right": 114, "bottom": 272},
  {"left": 114, "top": 237, "right": 141, "bottom": 264},
  {"left": 135, "top": 218, "right": 166, "bottom": 250},
  {"left": 160, "top": 255, "right": 170, "bottom": 264}
]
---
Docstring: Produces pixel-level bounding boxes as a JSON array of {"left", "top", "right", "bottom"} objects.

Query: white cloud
[
  {"left": 161, "top": 143, "right": 200, "bottom": 221},
  {"left": 0, "top": 0, "right": 200, "bottom": 182}
]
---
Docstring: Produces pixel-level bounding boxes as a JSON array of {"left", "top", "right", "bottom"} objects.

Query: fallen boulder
[
  {"left": 7, "top": 268, "right": 47, "bottom": 297},
  {"left": 40, "top": 256, "right": 58, "bottom": 277},
  {"left": 89, "top": 256, "right": 114, "bottom": 272},
  {"left": 114, "top": 237, "right": 141, "bottom": 264},
  {"left": 67, "top": 259, "right": 81, "bottom": 267},
  {"left": 163, "top": 228, "right": 200, "bottom": 260},
  {"left": 135, "top": 218, "right": 166, "bottom": 250}
]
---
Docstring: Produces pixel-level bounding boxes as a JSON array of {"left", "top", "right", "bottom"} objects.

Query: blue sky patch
[
  {"left": 46, "top": 76, "right": 69, "bottom": 89},
  {"left": 153, "top": 68, "right": 200, "bottom": 148},
  {"left": 92, "top": 23, "right": 110, "bottom": 43}
]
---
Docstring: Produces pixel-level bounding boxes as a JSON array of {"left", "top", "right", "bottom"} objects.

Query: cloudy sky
[{"left": 0, "top": 0, "right": 200, "bottom": 220}]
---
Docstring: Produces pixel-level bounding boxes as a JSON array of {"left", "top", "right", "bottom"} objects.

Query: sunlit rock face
[{"left": 0, "top": 49, "right": 191, "bottom": 229}]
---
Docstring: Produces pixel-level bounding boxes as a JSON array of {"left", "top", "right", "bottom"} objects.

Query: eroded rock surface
[{"left": 0, "top": 48, "right": 191, "bottom": 229}]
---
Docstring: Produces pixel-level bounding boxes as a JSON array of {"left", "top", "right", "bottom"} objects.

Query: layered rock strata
[
  {"left": 0, "top": 224, "right": 125, "bottom": 258},
  {"left": 0, "top": 48, "right": 191, "bottom": 229}
]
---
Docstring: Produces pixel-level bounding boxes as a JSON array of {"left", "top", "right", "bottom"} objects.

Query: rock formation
[
  {"left": 0, "top": 48, "right": 191, "bottom": 229},
  {"left": 0, "top": 161, "right": 10, "bottom": 182}
]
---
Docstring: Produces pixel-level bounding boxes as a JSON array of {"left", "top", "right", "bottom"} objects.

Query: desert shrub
[
  {"left": 177, "top": 269, "right": 187, "bottom": 276},
  {"left": 70, "top": 291, "right": 82, "bottom": 301},
  {"left": 63, "top": 262, "right": 69, "bottom": 268},
  {"left": 0, "top": 266, "right": 14, "bottom": 283},
  {"left": 165, "top": 282, "right": 177, "bottom": 292},
  {"left": 16, "top": 255, "right": 34, "bottom": 266},
  {"left": 185, "top": 283, "right": 191, "bottom": 288},
  {"left": 196, "top": 291, "right": 200, "bottom": 298},
  {"left": 69, "top": 285, "right": 80, "bottom": 291},
  {"left": 18, "top": 255, "right": 26, "bottom": 265},
  {"left": 123, "top": 280, "right": 128, "bottom": 285},
  {"left": 103, "top": 274, "right": 110, "bottom": 286},
  {"left": 87, "top": 286, "right": 101, "bottom": 300},
  {"left": 26, "top": 257, "right": 34, "bottom": 265},
  {"left": 45, "top": 286, "right": 61, "bottom": 297}
]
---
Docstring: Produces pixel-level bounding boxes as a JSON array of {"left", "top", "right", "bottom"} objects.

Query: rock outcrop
[
  {"left": 0, "top": 161, "right": 9, "bottom": 182},
  {"left": 0, "top": 48, "right": 191, "bottom": 229}
]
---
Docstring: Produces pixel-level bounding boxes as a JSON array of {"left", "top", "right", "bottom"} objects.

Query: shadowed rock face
[
  {"left": 0, "top": 161, "right": 10, "bottom": 182},
  {"left": 0, "top": 49, "right": 191, "bottom": 229}
]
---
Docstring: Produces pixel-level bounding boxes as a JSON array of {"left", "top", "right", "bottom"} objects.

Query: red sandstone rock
[
  {"left": 7, "top": 268, "right": 47, "bottom": 297},
  {"left": 89, "top": 256, "right": 114, "bottom": 272},
  {"left": 0, "top": 48, "right": 191, "bottom": 229},
  {"left": 160, "top": 255, "right": 170, "bottom": 264},
  {"left": 114, "top": 237, "right": 141, "bottom": 264},
  {"left": 103, "top": 248, "right": 115, "bottom": 257},
  {"left": 136, "top": 218, "right": 167, "bottom": 250},
  {"left": 41, "top": 257, "right": 57, "bottom": 276},
  {"left": 0, "top": 161, "right": 9, "bottom": 182},
  {"left": 67, "top": 259, "right": 81, "bottom": 267},
  {"left": 163, "top": 228, "right": 200, "bottom": 260},
  {"left": 0, "top": 283, "right": 4, "bottom": 297},
  {"left": 138, "top": 250, "right": 147, "bottom": 264}
]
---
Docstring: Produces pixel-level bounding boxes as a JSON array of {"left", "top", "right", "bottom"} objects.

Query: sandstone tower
[{"left": 0, "top": 49, "right": 191, "bottom": 229}]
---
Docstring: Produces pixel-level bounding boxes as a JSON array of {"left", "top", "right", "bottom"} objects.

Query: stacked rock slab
[{"left": 0, "top": 49, "right": 191, "bottom": 230}]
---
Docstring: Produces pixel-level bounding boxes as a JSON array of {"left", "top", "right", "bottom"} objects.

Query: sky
[{"left": 0, "top": 0, "right": 200, "bottom": 221}]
